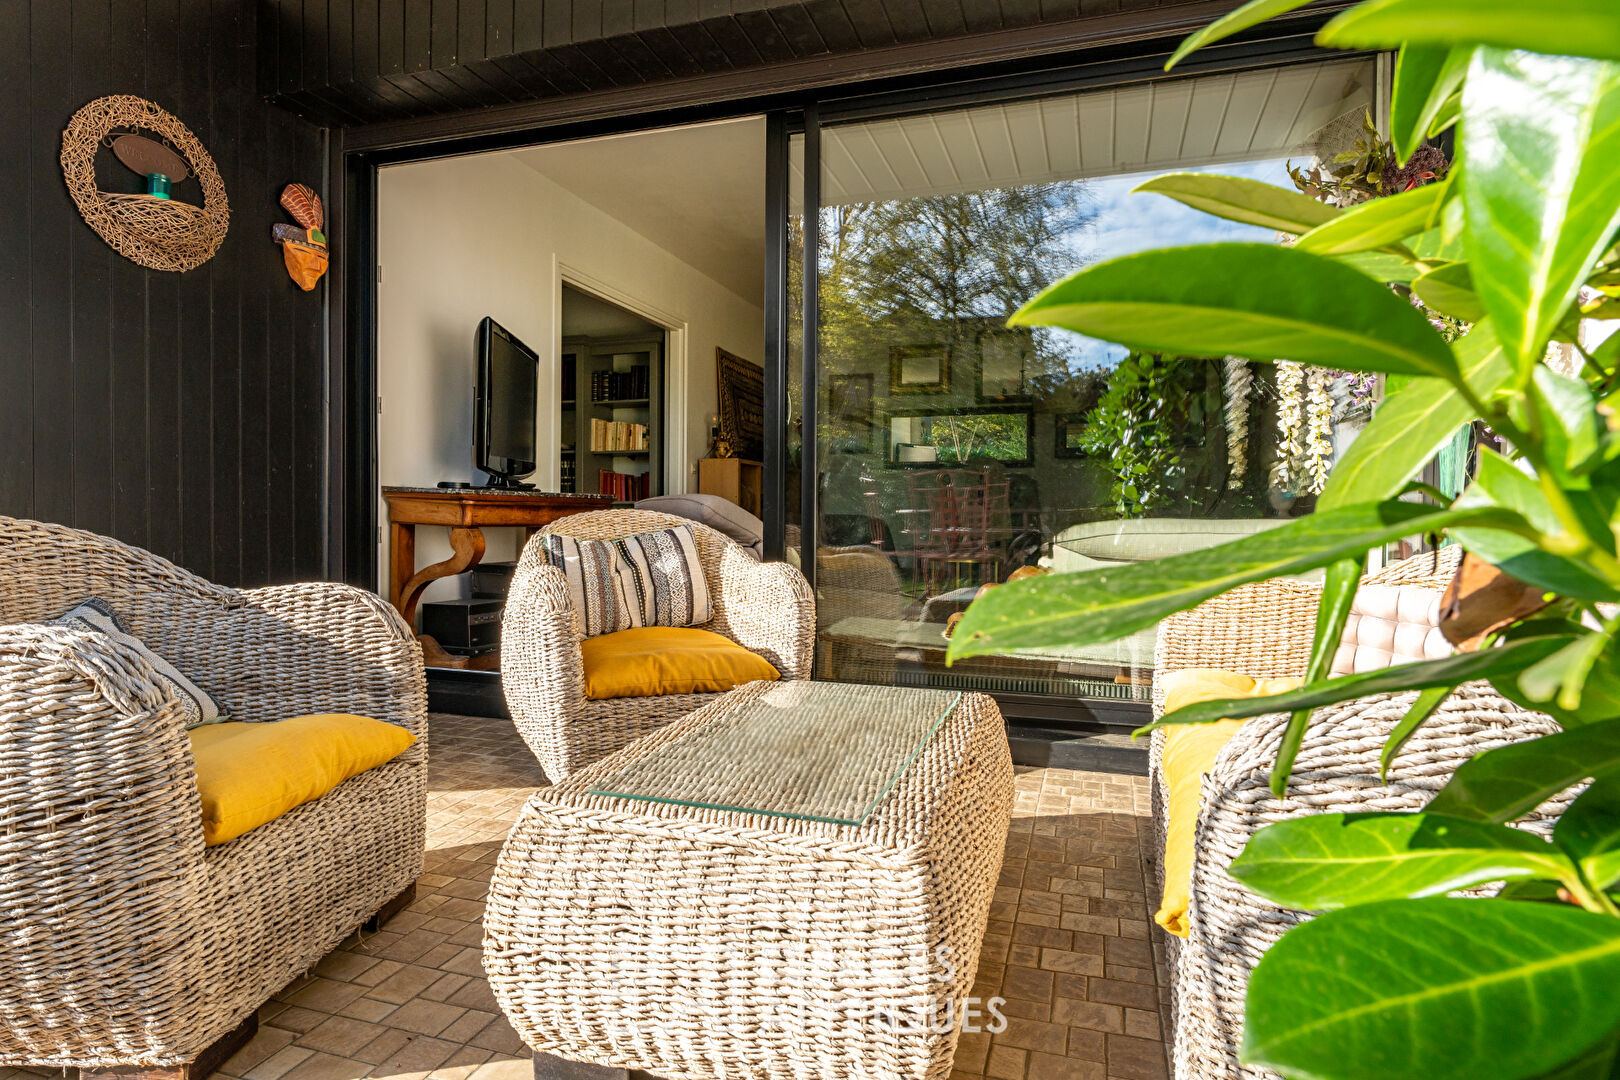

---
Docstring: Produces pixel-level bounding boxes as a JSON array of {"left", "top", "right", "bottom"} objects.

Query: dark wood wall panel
[
  {"left": 264, "top": 0, "right": 1250, "bottom": 124},
  {"left": 0, "top": 0, "right": 327, "bottom": 588}
]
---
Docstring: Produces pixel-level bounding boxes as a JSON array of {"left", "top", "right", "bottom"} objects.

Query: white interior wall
[{"left": 376, "top": 149, "right": 764, "bottom": 604}]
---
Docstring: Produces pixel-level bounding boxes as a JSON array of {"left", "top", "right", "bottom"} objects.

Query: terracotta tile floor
[{"left": 4, "top": 713, "right": 1166, "bottom": 1080}]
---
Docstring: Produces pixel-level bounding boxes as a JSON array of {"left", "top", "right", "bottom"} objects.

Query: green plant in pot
[{"left": 947, "top": 3, "right": 1620, "bottom": 1078}]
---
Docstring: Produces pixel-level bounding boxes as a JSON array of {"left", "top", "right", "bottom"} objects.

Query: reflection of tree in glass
[
  {"left": 1081, "top": 354, "right": 1210, "bottom": 518},
  {"left": 919, "top": 413, "right": 1028, "bottom": 464},
  {"left": 813, "top": 183, "right": 1097, "bottom": 385}
]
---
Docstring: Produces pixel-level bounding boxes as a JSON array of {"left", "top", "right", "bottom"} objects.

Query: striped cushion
[
  {"left": 614, "top": 525, "right": 713, "bottom": 629},
  {"left": 54, "top": 598, "right": 225, "bottom": 729},
  {"left": 539, "top": 534, "right": 633, "bottom": 638}
]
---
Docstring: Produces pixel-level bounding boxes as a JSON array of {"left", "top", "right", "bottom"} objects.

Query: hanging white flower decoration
[
  {"left": 1305, "top": 366, "right": 1334, "bottom": 494},
  {"left": 1273, "top": 360, "right": 1305, "bottom": 493},
  {"left": 1223, "top": 356, "right": 1251, "bottom": 490}
]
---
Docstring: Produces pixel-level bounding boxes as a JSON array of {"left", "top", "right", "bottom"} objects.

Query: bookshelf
[{"left": 558, "top": 333, "right": 664, "bottom": 504}]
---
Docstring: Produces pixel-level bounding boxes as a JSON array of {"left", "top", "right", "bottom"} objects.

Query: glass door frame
[{"left": 762, "top": 38, "right": 1381, "bottom": 728}]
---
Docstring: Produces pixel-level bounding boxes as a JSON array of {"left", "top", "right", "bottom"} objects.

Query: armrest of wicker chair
[
  {"left": 501, "top": 553, "right": 588, "bottom": 778},
  {"left": 709, "top": 545, "right": 816, "bottom": 679},
  {"left": 0, "top": 623, "right": 216, "bottom": 1064},
  {"left": 231, "top": 582, "right": 428, "bottom": 756},
  {"left": 1167, "top": 684, "right": 1560, "bottom": 1080}
]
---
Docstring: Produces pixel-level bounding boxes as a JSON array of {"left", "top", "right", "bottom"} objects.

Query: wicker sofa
[
  {"left": 0, "top": 517, "right": 427, "bottom": 1078},
  {"left": 1148, "top": 549, "right": 1562, "bottom": 1080},
  {"left": 502, "top": 508, "right": 815, "bottom": 781}
]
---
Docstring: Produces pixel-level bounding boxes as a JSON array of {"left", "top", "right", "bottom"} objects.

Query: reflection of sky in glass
[{"left": 1051, "top": 158, "right": 1294, "bottom": 372}]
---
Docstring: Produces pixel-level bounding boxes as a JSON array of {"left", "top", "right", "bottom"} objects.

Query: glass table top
[{"left": 588, "top": 681, "right": 962, "bottom": 825}]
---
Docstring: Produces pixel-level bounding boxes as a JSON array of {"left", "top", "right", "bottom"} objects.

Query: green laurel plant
[{"left": 946, "top": 3, "right": 1620, "bottom": 1078}]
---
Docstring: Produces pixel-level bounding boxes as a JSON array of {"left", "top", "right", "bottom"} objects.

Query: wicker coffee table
[{"left": 484, "top": 679, "right": 1015, "bottom": 1080}]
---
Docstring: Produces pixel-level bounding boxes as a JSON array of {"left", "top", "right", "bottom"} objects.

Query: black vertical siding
[{"left": 0, "top": 0, "right": 327, "bottom": 588}]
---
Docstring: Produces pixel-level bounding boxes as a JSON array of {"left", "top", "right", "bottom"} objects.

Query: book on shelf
[
  {"left": 597, "top": 469, "right": 648, "bottom": 502},
  {"left": 589, "top": 417, "right": 649, "bottom": 452},
  {"left": 589, "top": 367, "right": 650, "bottom": 402}
]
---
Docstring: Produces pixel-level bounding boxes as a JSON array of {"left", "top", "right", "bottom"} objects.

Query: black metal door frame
[{"left": 328, "top": 24, "right": 1360, "bottom": 727}]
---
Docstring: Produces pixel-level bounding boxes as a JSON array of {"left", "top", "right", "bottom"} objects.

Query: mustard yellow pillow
[
  {"left": 189, "top": 714, "right": 417, "bottom": 846},
  {"left": 1156, "top": 670, "right": 1302, "bottom": 937},
  {"left": 580, "top": 626, "right": 779, "bottom": 700}
]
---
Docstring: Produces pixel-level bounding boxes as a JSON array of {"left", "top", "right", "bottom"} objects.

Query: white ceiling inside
[
  {"left": 799, "top": 57, "right": 1379, "bottom": 207},
  {"left": 513, "top": 117, "right": 767, "bottom": 304}
]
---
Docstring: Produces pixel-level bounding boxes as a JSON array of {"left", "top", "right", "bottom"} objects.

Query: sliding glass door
[{"left": 788, "top": 57, "right": 1381, "bottom": 714}]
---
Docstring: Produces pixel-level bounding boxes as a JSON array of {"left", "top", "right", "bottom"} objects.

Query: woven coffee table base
[{"left": 485, "top": 681, "right": 1015, "bottom": 1080}]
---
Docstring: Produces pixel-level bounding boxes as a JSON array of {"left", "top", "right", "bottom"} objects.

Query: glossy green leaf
[
  {"left": 1319, "top": 0, "right": 1620, "bottom": 63},
  {"left": 1381, "top": 684, "right": 1455, "bottom": 780},
  {"left": 1231, "top": 812, "right": 1575, "bottom": 910},
  {"left": 1519, "top": 631, "right": 1613, "bottom": 712},
  {"left": 1242, "top": 898, "right": 1620, "bottom": 1080},
  {"left": 1411, "top": 261, "right": 1486, "bottom": 323},
  {"left": 1009, "top": 244, "right": 1460, "bottom": 379},
  {"left": 1452, "top": 447, "right": 1620, "bottom": 601},
  {"left": 1272, "top": 558, "right": 1360, "bottom": 796},
  {"left": 1142, "top": 636, "right": 1572, "bottom": 733},
  {"left": 1391, "top": 45, "right": 1474, "bottom": 164},
  {"left": 1165, "top": 0, "right": 1314, "bottom": 69},
  {"left": 947, "top": 501, "right": 1529, "bottom": 662},
  {"left": 1463, "top": 50, "right": 1620, "bottom": 374},
  {"left": 1319, "top": 322, "right": 1511, "bottom": 510},
  {"left": 1296, "top": 179, "right": 1448, "bottom": 256},
  {"left": 1556, "top": 778, "right": 1620, "bottom": 891},
  {"left": 1132, "top": 173, "right": 1339, "bottom": 234},
  {"left": 1427, "top": 715, "right": 1620, "bottom": 823},
  {"left": 1532, "top": 366, "right": 1603, "bottom": 477}
]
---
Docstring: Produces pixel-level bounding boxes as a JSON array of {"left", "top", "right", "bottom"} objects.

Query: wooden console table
[{"left": 383, "top": 487, "right": 611, "bottom": 668}]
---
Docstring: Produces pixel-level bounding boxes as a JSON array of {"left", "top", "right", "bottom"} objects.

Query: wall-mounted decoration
[
  {"left": 829, "top": 374, "right": 873, "bottom": 422},
  {"left": 1053, "top": 414, "right": 1090, "bottom": 459},
  {"left": 715, "top": 347, "right": 765, "bottom": 461},
  {"left": 274, "top": 183, "right": 328, "bottom": 291},
  {"left": 886, "top": 405, "right": 1033, "bottom": 468},
  {"left": 890, "top": 345, "right": 950, "bottom": 395},
  {"left": 61, "top": 94, "right": 229, "bottom": 272},
  {"left": 976, "top": 330, "right": 1032, "bottom": 402}
]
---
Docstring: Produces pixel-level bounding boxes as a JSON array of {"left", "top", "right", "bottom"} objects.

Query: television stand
[
  {"left": 383, "top": 486, "right": 612, "bottom": 668},
  {"left": 480, "top": 474, "right": 536, "bottom": 491}
]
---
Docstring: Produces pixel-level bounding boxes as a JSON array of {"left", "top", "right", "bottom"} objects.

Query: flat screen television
[{"left": 475, "top": 316, "right": 539, "bottom": 489}]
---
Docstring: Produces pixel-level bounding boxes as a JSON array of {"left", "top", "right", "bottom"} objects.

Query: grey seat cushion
[{"left": 634, "top": 493, "right": 763, "bottom": 559}]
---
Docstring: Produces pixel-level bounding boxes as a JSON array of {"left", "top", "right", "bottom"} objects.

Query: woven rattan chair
[
  {"left": 1147, "top": 548, "right": 1565, "bottom": 1080},
  {"left": 502, "top": 508, "right": 815, "bottom": 781},
  {"left": 0, "top": 516, "right": 427, "bottom": 1080}
]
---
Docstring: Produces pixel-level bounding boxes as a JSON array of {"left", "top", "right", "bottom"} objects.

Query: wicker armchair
[
  {"left": 0, "top": 517, "right": 427, "bottom": 1078},
  {"left": 1148, "top": 549, "right": 1562, "bottom": 1080},
  {"left": 502, "top": 508, "right": 815, "bottom": 781}
]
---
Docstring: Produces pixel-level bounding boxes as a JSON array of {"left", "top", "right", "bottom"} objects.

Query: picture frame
[
  {"left": 885, "top": 404, "right": 1034, "bottom": 468},
  {"left": 715, "top": 347, "right": 765, "bottom": 460},
  {"left": 976, "top": 330, "right": 1033, "bottom": 402},
  {"left": 829, "top": 373, "right": 874, "bottom": 423},
  {"left": 1054, "top": 413, "right": 1090, "bottom": 459},
  {"left": 889, "top": 344, "right": 950, "bottom": 394}
]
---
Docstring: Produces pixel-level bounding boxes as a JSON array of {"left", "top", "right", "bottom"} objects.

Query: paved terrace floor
[{"left": 3, "top": 713, "right": 1168, "bottom": 1080}]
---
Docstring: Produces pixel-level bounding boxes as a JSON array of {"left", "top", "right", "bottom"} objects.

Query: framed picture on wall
[
  {"left": 976, "top": 330, "right": 1033, "bottom": 402},
  {"left": 889, "top": 345, "right": 950, "bottom": 394},
  {"left": 829, "top": 373, "right": 874, "bottom": 422},
  {"left": 1054, "top": 413, "right": 1091, "bottom": 458},
  {"left": 886, "top": 404, "right": 1034, "bottom": 468}
]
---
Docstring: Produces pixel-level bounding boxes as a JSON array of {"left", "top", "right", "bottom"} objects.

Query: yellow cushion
[
  {"left": 1156, "top": 670, "right": 1302, "bottom": 937},
  {"left": 189, "top": 714, "right": 417, "bottom": 846},
  {"left": 580, "top": 626, "right": 779, "bottom": 700}
]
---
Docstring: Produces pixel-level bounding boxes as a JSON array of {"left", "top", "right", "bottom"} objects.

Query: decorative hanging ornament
[
  {"left": 1304, "top": 366, "right": 1334, "bottom": 494},
  {"left": 1273, "top": 360, "right": 1305, "bottom": 494},
  {"left": 273, "top": 183, "right": 328, "bottom": 291},
  {"left": 61, "top": 94, "right": 229, "bottom": 271},
  {"left": 1222, "top": 356, "right": 1251, "bottom": 490}
]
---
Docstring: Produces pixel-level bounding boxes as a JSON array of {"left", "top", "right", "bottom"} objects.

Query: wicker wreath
[{"left": 60, "top": 94, "right": 229, "bottom": 272}]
